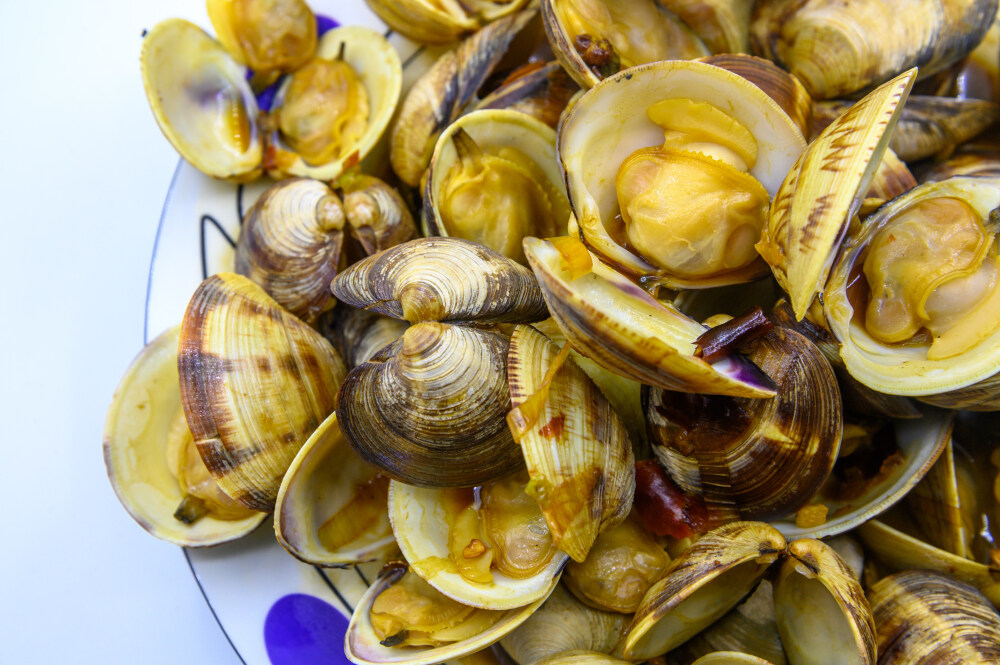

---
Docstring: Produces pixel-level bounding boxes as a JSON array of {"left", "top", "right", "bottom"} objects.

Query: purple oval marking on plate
[
  {"left": 264, "top": 593, "right": 351, "bottom": 665},
  {"left": 316, "top": 13, "right": 340, "bottom": 37}
]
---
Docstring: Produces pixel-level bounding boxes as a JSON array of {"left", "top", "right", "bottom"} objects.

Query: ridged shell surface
[{"left": 177, "top": 273, "right": 346, "bottom": 511}]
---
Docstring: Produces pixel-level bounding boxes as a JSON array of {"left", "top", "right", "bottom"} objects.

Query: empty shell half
[
  {"left": 104, "top": 325, "right": 266, "bottom": 546},
  {"left": 274, "top": 412, "right": 395, "bottom": 566}
]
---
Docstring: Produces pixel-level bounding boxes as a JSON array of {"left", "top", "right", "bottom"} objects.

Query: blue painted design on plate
[{"left": 264, "top": 593, "right": 352, "bottom": 665}]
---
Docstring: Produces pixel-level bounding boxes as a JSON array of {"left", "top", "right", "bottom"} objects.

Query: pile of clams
[{"left": 108, "top": 0, "right": 1000, "bottom": 662}]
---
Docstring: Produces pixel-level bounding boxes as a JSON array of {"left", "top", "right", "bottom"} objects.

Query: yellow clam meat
[{"left": 206, "top": 0, "right": 317, "bottom": 77}]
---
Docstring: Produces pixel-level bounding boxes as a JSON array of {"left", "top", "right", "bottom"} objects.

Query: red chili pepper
[{"left": 633, "top": 459, "right": 709, "bottom": 539}]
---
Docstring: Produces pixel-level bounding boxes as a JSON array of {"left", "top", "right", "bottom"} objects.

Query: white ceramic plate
[{"left": 142, "top": 4, "right": 436, "bottom": 663}]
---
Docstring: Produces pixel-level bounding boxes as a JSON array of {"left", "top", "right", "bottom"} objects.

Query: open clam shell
[
  {"left": 266, "top": 26, "right": 402, "bottom": 181},
  {"left": 823, "top": 176, "right": 1000, "bottom": 402},
  {"left": 274, "top": 412, "right": 395, "bottom": 567},
  {"left": 622, "top": 522, "right": 786, "bottom": 661},
  {"left": 691, "top": 655, "right": 777, "bottom": 665},
  {"left": 388, "top": 481, "right": 569, "bottom": 610},
  {"left": 233, "top": 177, "right": 345, "bottom": 324},
  {"left": 141, "top": 19, "right": 262, "bottom": 181},
  {"left": 558, "top": 59, "right": 805, "bottom": 287},
  {"left": 332, "top": 237, "right": 549, "bottom": 325},
  {"left": 523, "top": 236, "right": 777, "bottom": 398},
  {"left": 757, "top": 69, "right": 916, "bottom": 320},
  {"left": 346, "top": 564, "right": 555, "bottom": 665},
  {"left": 507, "top": 324, "right": 635, "bottom": 562},
  {"left": 178, "top": 273, "right": 346, "bottom": 512},
  {"left": 424, "top": 109, "right": 570, "bottom": 265},
  {"left": 541, "top": 0, "right": 709, "bottom": 90},
  {"left": 104, "top": 325, "right": 266, "bottom": 546},
  {"left": 868, "top": 570, "right": 1000, "bottom": 664}
]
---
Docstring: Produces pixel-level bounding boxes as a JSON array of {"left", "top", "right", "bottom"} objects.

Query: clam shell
[
  {"left": 339, "top": 172, "right": 418, "bottom": 256},
  {"left": 647, "top": 327, "right": 842, "bottom": 524},
  {"left": 500, "top": 583, "right": 630, "bottom": 665},
  {"left": 319, "top": 306, "right": 409, "bottom": 370},
  {"left": 140, "top": 19, "right": 262, "bottom": 181},
  {"left": 507, "top": 324, "right": 635, "bottom": 562},
  {"left": 361, "top": 0, "right": 479, "bottom": 44},
  {"left": 388, "top": 482, "right": 569, "bottom": 610},
  {"left": 691, "top": 654, "right": 777, "bottom": 665},
  {"left": 622, "top": 522, "right": 787, "bottom": 660},
  {"left": 337, "top": 322, "right": 524, "bottom": 488},
  {"left": 868, "top": 570, "right": 1000, "bottom": 664},
  {"left": 823, "top": 176, "right": 1000, "bottom": 399},
  {"left": 345, "top": 564, "right": 555, "bottom": 665},
  {"left": 389, "top": 8, "right": 539, "bottom": 186},
  {"left": 661, "top": 0, "right": 753, "bottom": 54},
  {"left": 474, "top": 61, "right": 579, "bottom": 129},
  {"left": 274, "top": 413, "right": 395, "bottom": 566},
  {"left": 178, "top": 273, "right": 346, "bottom": 512},
  {"left": 104, "top": 325, "right": 266, "bottom": 546},
  {"left": 233, "top": 178, "right": 344, "bottom": 324},
  {"left": 750, "top": 0, "right": 998, "bottom": 99},
  {"left": 558, "top": 59, "right": 805, "bottom": 286},
  {"left": 758, "top": 69, "right": 916, "bottom": 320},
  {"left": 424, "top": 109, "right": 569, "bottom": 265},
  {"left": 903, "top": 438, "right": 975, "bottom": 559},
  {"left": 856, "top": 520, "right": 1000, "bottom": 608},
  {"left": 523, "top": 236, "right": 778, "bottom": 399},
  {"left": 534, "top": 652, "right": 631, "bottom": 665},
  {"left": 267, "top": 27, "right": 402, "bottom": 181},
  {"left": 332, "top": 237, "right": 549, "bottom": 325},
  {"left": 540, "top": 0, "right": 709, "bottom": 90},
  {"left": 772, "top": 539, "right": 876, "bottom": 665}
]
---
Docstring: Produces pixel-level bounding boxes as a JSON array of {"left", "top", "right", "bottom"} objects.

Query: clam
[
  {"left": 691, "top": 655, "right": 777, "bottom": 665},
  {"left": 177, "top": 272, "right": 346, "bottom": 512},
  {"left": 622, "top": 523, "right": 876, "bottom": 664},
  {"left": 822, "top": 176, "right": 1000, "bottom": 405},
  {"left": 265, "top": 26, "right": 402, "bottom": 181},
  {"left": 562, "top": 513, "right": 671, "bottom": 613},
  {"left": 104, "top": 325, "right": 266, "bottom": 546},
  {"left": 424, "top": 110, "right": 571, "bottom": 265},
  {"left": 141, "top": 19, "right": 262, "bottom": 181},
  {"left": 812, "top": 95, "right": 1000, "bottom": 163},
  {"left": 646, "top": 326, "right": 842, "bottom": 524},
  {"left": 331, "top": 237, "right": 549, "bottom": 325},
  {"left": 506, "top": 324, "right": 635, "bottom": 562},
  {"left": 756, "top": 69, "right": 916, "bottom": 319},
  {"left": 388, "top": 476, "right": 569, "bottom": 610},
  {"left": 750, "top": 0, "right": 998, "bottom": 99},
  {"left": 206, "top": 0, "right": 316, "bottom": 78},
  {"left": 337, "top": 322, "right": 524, "bottom": 488},
  {"left": 362, "top": 0, "right": 530, "bottom": 44},
  {"left": 389, "top": 8, "right": 540, "bottom": 186},
  {"left": 661, "top": 0, "right": 755, "bottom": 54},
  {"left": 346, "top": 563, "right": 554, "bottom": 665},
  {"left": 541, "top": 0, "right": 709, "bottom": 89},
  {"left": 274, "top": 413, "right": 395, "bottom": 567},
  {"left": 524, "top": 236, "right": 778, "bottom": 398},
  {"left": 500, "top": 583, "right": 630, "bottom": 664},
  {"left": 558, "top": 59, "right": 805, "bottom": 290},
  {"left": 868, "top": 570, "right": 1000, "bottom": 664},
  {"left": 339, "top": 172, "right": 419, "bottom": 256},
  {"left": 233, "top": 177, "right": 345, "bottom": 324}
]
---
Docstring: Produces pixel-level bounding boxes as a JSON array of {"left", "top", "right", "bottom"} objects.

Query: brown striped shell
[
  {"left": 474, "top": 61, "right": 580, "bottom": 129},
  {"left": 389, "top": 7, "right": 539, "bottom": 186},
  {"left": 331, "top": 237, "right": 549, "bottom": 325},
  {"left": 772, "top": 539, "right": 876, "bottom": 665},
  {"left": 234, "top": 178, "right": 345, "bottom": 324},
  {"left": 757, "top": 69, "right": 916, "bottom": 319},
  {"left": 319, "top": 306, "right": 409, "bottom": 370},
  {"left": 338, "top": 172, "right": 418, "bottom": 256},
  {"left": 646, "top": 327, "right": 842, "bottom": 524},
  {"left": 506, "top": 324, "right": 635, "bottom": 562},
  {"left": 750, "top": 0, "right": 998, "bottom": 99},
  {"left": 177, "top": 273, "right": 347, "bottom": 511},
  {"left": 337, "top": 322, "right": 523, "bottom": 487},
  {"left": 660, "top": 0, "right": 754, "bottom": 54},
  {"left": 869, "top": 570, "right": 1000, "bottom": 664}
]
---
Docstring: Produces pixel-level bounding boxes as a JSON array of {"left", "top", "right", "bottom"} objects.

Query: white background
[{"left": 1, "top": 1, "right": 242, "bottom": 662}]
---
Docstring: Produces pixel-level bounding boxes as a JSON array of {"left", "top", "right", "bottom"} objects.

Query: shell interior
[
  {"left": 388, "top": 481, "right": 569, "bottom": 611},
  {"left": 103, "top": 325, "right": 265, "bottom": 547},
  {"left": 269, "top": 26, "right": 401, "bottom": 180},
  {"left": 274, "top": 412, "right": 395, "bottom": 567},
  {"left": 141, "top": 19, "right": 262, "bottom": 180}
]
